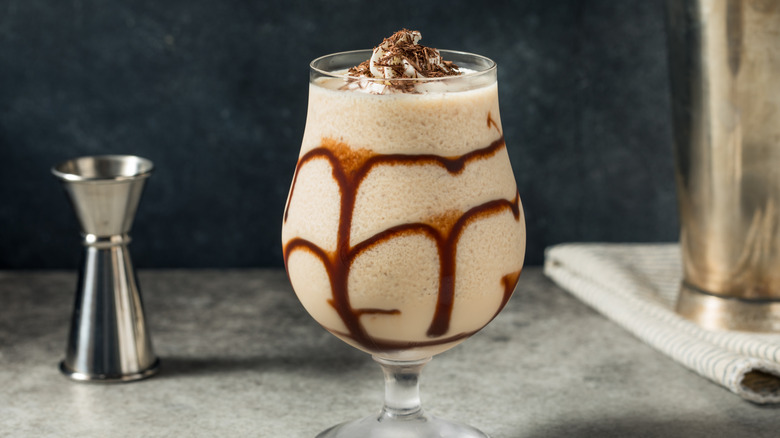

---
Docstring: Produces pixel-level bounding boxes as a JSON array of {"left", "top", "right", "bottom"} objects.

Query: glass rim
[{"left": 309, "top": 49, "right": 497, "bottom": 83}]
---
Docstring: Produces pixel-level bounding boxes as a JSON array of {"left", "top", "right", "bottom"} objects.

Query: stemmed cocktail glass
[{"left": 283, "top": 49, "right": 526, "bottom": 438}]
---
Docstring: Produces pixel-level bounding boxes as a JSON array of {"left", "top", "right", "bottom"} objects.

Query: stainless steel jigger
[{"left": 52, "top": 155, "right": 159, "bottom": 382}]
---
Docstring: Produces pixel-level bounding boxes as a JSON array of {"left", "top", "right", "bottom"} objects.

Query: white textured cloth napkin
[{"left": 544, "top": 243, "right": 780, "bottom": 404}]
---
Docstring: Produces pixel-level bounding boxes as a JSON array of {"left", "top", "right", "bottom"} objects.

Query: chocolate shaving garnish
[
  {"left": 348, "top": 60, "right": 372, "bottom": 77},
  {"left": 344, "top": 29, "right": 461, "bottom": 93}
]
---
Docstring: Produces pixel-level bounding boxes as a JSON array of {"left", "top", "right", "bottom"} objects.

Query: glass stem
[{"left": 373, "top": 356, "right": 432, "bottom": 420}]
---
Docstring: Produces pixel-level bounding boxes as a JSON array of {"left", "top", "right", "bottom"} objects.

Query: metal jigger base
[
  {"left": 59, "top": 358, "right": 160, "bottom": 383},
  {"left": 676, "top": 283, "right": 780, "bottom": 332}
]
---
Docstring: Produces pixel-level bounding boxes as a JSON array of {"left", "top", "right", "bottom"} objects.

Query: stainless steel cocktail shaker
[
  {"left": 666, "top": 0, "right": 780, "bottom": 331},
  {"left": 52, "top": 155, "right": 159, "bottom": 381}
]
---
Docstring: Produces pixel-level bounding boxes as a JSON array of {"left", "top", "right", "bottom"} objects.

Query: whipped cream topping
[
  {"left": 370, "top": 30, "right": 422, "bottom": 78},
  {"left": 348, "top": 29, "right": 460, "bottom": 80}
]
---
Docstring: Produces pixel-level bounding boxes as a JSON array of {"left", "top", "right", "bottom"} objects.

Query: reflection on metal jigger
[
  {"left": 52, "top": 155, "right": 159, "bottom": 382},
  {"left": 666, "top": 0, "right": 780, "bottom": 331}
]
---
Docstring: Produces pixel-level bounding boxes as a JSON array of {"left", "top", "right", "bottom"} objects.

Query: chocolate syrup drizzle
[{"left": 283, "top": 114, "right": 523, "bottom": 353}]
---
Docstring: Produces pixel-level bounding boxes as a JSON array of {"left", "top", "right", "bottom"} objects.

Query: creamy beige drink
[{"left": 283, "top": 30, "right": 525, "bottom": 361}]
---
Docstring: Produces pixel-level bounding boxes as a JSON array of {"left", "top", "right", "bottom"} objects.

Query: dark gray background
[{"left": 0, "top": 0, "right": 677, "bottom": 269}]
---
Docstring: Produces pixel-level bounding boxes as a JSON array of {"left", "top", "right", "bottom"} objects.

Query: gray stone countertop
[{"left": 1, "top": 268, "right": 777, "bottom": 437}]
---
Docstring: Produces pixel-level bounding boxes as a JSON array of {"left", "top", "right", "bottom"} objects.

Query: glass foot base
[{"left": 316, "top": 412, "right": 489, "bottom": 438}]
